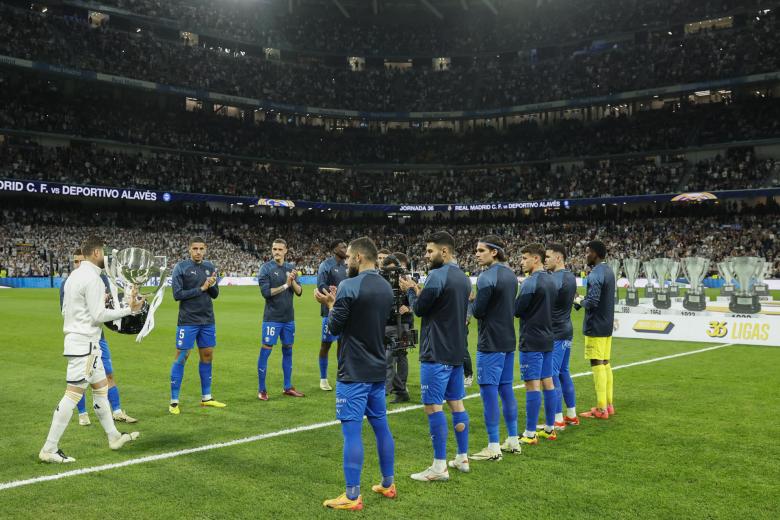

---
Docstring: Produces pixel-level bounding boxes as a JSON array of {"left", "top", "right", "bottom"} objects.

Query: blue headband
[{"left": 480, "top": 242, "right": 505, "bottom": 253}]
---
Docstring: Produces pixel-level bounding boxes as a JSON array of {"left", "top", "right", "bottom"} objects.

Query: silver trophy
[
  {"left": 668, "top": 260, "right": 681, "bottom": 297},
  {"left": 104, "top": 247, "right": 169, "bottom": 340},
  {"left": 718, "top": 259, "right": 736, "bottom": 297},
  {"left": 651, "top": 258, "right": 673, "bottom": 309},
  {"left": 729, "top": 256, "right": 763, "bottom": 314},
  {"left": 753, "top": 261, "right": 771, "bottom": 296},
  {"left": 607, "top": 259, "right": 621, "bottom": 300},
  {"left": 623, "top": 258, "right": 641, "bottom": 307},
  {"left": 682, "top": 257, "right": 709, "bottom": 311},
  {"left": 643, "top": 260, "right": 656, "bottom": 298}
]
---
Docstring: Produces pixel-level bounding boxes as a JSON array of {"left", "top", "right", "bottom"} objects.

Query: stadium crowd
[
  {"left": 2, "top": 204, "right": 778, "bottom": 278},
  {"left": 3, "top": 73, "right": 780, "bottom": 166},
  {"left": 74, "top": 0, "right": 765, "bottom": 55},
  {"left": 1, "top": 3, "right": 778, "bottom": 111},
  {"left": 2, "top": 139, "right": 777, "bottom": 203}
]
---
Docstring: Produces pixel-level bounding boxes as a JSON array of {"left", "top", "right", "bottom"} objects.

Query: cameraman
[{"left": 382, "top": 253, "right": 413, "bottom": 404}]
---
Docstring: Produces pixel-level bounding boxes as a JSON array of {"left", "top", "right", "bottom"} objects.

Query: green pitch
[{"left": 1, "top": 287, "right": 778, "bottom": 519}]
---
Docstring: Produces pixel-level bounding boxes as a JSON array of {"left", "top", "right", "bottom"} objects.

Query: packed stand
[
  {"left": 87, "top": 0, "right": 764, "bottom": 56},
  {"left": 2, "top": 203, "right": 778, "bottom": 278},
  {"left": 1, "top": 4, "right": 779, "bottom": 111},
  {"left": 4, "top": 139, "right": 777, "bottom": 203},
  {"left": 2, "top": 74, "right": 780, "bottom": 166}
]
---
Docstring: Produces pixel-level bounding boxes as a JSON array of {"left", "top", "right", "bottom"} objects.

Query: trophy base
[
  {"left": 754, "top": 284, "right": 769, "bottom": 296},
  {"left": 720, "top": 285, "right": 735, "bottom": 297},
  {"left": 653, "top": 291, "right": 671, "bottom": 310},
  {"left": 625, "top": 289, "right": 640, "bottom": 307},
  {"left": 683, "top": 293, "right": 707, "bottom": 312},
  {"left": 729, "top": 295, "right": 762, "bottom": 314}
]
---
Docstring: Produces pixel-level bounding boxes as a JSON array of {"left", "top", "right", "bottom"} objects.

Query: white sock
[
  {"left": 488, "top": 442, "right": 501, "bottom": 452},
  {"left": 455, "top": 453, "right": 468, "bottom": 463},
  {"left": 43, "top": 392, "right": 80, "bottom": 452},
  {"left": 78, "top": 412, "right": 89, "bottom": 417},
  {"left": 93, "top": 393, "right": 120, "bottom": 442},
  {"left": 202, "top": 394, "right": 212, "bottom": 401},
  {"left": 566, "top": 407, "right": 577, "bottom": 418},
  {"left": 432, "top": 459, "right": 447, "bottom": 472},
  {"left": 555, "top": 412, "right": 564, "bottom": 423},
  {"left": 170, "top": 399, "right": 179, "bottom": 405},
  {"left": 113, "top": 408, "right": 123, "bottom": 416},
  {"left": 523, "top": 430, "right": 536, "bottom": 438},
  {"left": 507, "top": 435, "right": 519, "bottom": 443}
]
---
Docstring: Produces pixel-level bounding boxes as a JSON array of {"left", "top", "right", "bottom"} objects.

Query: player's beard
[{"left": 429, "top": 257, "right": 444, "bottom": 270}]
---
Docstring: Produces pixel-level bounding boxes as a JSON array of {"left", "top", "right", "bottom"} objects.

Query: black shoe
[{"left": 390, "top": 394, "right": 410, "bottom": 404}]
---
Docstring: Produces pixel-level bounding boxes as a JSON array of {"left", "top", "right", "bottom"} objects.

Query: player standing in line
[
  {"left": 514, "top": 243, "right": 558, "bottom": 445},
  {"left": 61, "top": 248, "right": 137, "bottom": 426},
  {"left": 468, "top": 236, "right": 521, "bottom": 461},
  {"left": 257, "top": 238, "right": 304, "bottom": 400},
  {"left": 400, "top": 231, "right": 472, "bottom": 482},
  {"left": 575, "top": 240, "right": 616, "bottom": 419},
  {"left": 169, "top": 237, "right": 225, "bottom": 414},
  {"left": 315, "top": 240, "right": 348, "bottom": 391},
  {"left": 545, "top": 243, "right": 580, "bottom": 428},
  {"left": 315, "top": 237, "right": 396, "bottom": 511},
  {"left": 39, "top": 236, "right": 141, "bottom": 463}
]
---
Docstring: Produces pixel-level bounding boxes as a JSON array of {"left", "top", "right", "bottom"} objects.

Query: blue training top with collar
[{"left": 171, "top": 259, "right": 219, "bottom": 326}]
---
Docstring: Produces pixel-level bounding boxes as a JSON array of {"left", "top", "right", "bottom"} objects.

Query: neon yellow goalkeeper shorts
[{"left": 584, "top": 336, "right": 612, "bottom": 360}]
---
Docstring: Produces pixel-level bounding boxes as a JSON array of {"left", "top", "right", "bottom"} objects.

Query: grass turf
[{"left": 0, "top": 287, "right": 778, "bottom": 519}]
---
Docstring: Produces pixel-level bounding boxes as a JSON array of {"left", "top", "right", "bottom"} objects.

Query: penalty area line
[{"left": 0, "top": 342, "right": 734, "bottom": 492}]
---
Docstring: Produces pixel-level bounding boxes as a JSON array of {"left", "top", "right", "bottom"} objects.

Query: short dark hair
[
  {"left": 547, "top": 242, "right": 567, "bottom": 261},
  {"left": 329, "top": 239, "right": 346, "bottom": 251},
  {"left": 392, "top": 252, "right": 409, "bottom": 267},
  {"left": 81, "top": 236, "right": 105, "bottom": 257},
  {"left": 520, "top": 243, "right": 546, "bottom": 262},
  {"left": 382, "top": 255, "right": 400, "bottom": 268},
  {"left": 587, "top": 240, "right": 607, "bottom": 259},
  {"left": 273, "top": 238, "right": 287, "bottom": 247},
  {"left": 190, "top": 236, "right": 206, "bottom": 245},
  {"left": 425, "top": 231, "right": 455, "bottom": 252},
  {"left": 72, "top": 247, "right": 83, "bottom": 256},
  {"left": 349, "top": 237, "right": 378, "bottom": 262},
  {"left": 479, "top": 235, "right": 507, "bottom": 262},
  {"left": 377, "top": 248, "right": 391, "bottom": 255}
]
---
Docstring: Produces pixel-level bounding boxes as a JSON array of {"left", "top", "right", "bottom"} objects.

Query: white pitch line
[{"left": 0, "top": 342, "right": 734, "bottom": 492}]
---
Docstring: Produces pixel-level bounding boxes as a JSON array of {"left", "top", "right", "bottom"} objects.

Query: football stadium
[{"left": 1, "top": 0, "right": 779, "bottom": 517}]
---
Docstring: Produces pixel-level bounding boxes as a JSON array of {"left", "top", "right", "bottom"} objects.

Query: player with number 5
[
  {"left": 169, "top": 237, "right": 225, "bottom": 415},
  {"left": 257, "top": 238, "right": 304, "bottom": 400}
]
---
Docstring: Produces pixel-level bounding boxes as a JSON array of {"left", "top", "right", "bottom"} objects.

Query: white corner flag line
[{"left": 0, "top": 343, "right": 734, "bottom": 492}]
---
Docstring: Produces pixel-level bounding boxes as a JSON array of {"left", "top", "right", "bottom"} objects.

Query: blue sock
[
  {"left": 77, "top": 393, "right": 87, "bottom": 414},
  {"left": 498, "top": 383, "right": 518, "bottom": 437},
  {"left": 368, "top": 416, "right": 395, "bottom": 487},
  {"left": 342, "top": 420, "right": 363, "bottom": 500},
  {"left": 199, "top": 362, "right": 212, "bottom": 398},
  {"left": 107, "top": 386, "right": 121, "bottom": 412},
  {"left": 257, "top": 347, "right": 272, "bottom": 392},
  {"left": 543, "top": 388, "right": 557, "bottom": 428},
  {"left": 560, "top": 371, "right": 576, "bottom": 408},
  {"left": 319, "top": 356, "right": 328, "bottom": 379},
  {"left": 525, "top": 390, "right": 542, "bottom": 434},
  {"left": 480, "top": 385, "right": 500, "bottom": 443},
  {"left": 282, "top": 346, "right": 293, "bottom": 390},
  {"left": 452, "top": 410, "right": 469, "bottom": 455},
  {"left": 170, "top": 351, "right": 187, "bottom": 401},
  {"left": 554, "top": 380, "right": 564, "bottom": 415},
  {"left": 427, "top": 411, "right": 448, "bottom": 460}
]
